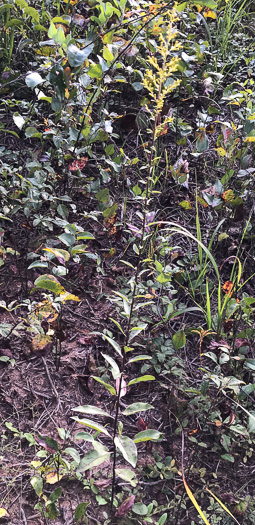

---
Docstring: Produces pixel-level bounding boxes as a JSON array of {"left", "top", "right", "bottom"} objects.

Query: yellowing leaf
[
  {"left": 0, "top": 508, "right": 8, "bottom": 518},
  {"left": 183, "top": 476, "right": 211, "bottom": 525},
  {"left": 206, "top": 488, "right": 241, "bottom": 524},
  {"left": 46, "top": 471, "right": 63, "bottom": 484},
  {"left": 59, "top": 292, "right": 80, "bottom": 302},
  {"left": 244, "top": 136, "right": 255, "bottom": 142},
  {"left": 204, "top": 9, "right": 216, "bottom": 18},
  {"left": 215, "top": 147, "right": 226, "bottom": 156},
  {"left": 179, "top": 200, "right": 192, "bottom": 209}
]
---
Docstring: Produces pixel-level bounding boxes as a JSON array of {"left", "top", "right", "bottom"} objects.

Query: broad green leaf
[
  {"left": 24, "top": 6, "right": 39, "bottom": 21},
  {"left": 134, "top": 429, "right": 162, "bottom": 443},
  {"left": 88, "top": 64, "right": 103, "bottom": 79},
  {"left": 173, "top": 330, "right": 186, "bottom": 350},
  {"left": 75, "top": 502, "right": 90, "bottom": 523},
  {"left": 74, "top": 431, "right": 94, "bottom": 442},
  {"left": 128, "top": 375, "right": 155, "bottom": 386},
  {"left": 48, "top": 22, "right": 57, "bottom": 38},
  {"left": 58, "top": 232, "right": 75, "bottom": 246},
  {"left": 31, "top": 476, "right": 43, "bottom": 497},
  {"left": 63, "top": 447, "right": 80, "bottom": 464},
  {"left": 132, "top": 503, "right": 148, "bottom": 516},
  {"left": 72, "top": 405, "right": 113, "bottom": 418},
  {"left": 123, "top": 403, "right": 154, "bottom": 416},
  {"left": 115, "top": 468, "right": 137, "bottom": 487},
  {"left": 49, "top": 487, "right": 62, "bottom": 502},
  {"left": 92, "top": 376, "right": 116, "bottom": 396},
  {"left": 67, "top": 43, "right": 94, "bottom": 67},
  {"left": 76, "top": 231, "right": 95, "bottom": 240},
  {"left": 114, "top": 435, "right": 137, "bottom": 468},
  {"left": 5, "top": 19, "right": 24, "bottom": 27},
  {"left": 77, "top": 449, "right": 110, "bottom": 473},
  {"left": 71, "top": 417, "right": 110, "bottom": 436},
  {"left": 96, "top": 188, "right": 109, "bottom": 203},
  {"left": 25, "top": 126, "right": 42, "bottom": 138},
  {"left": 34, "top": 274, "right": 66, "bottom": 295}
]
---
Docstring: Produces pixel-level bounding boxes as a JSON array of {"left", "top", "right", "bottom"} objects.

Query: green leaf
[
  {"left": 115, "top": 468, "right": 137, "bottom": 487},
  {"left": 34, "top": 274, "right": 66, "bottom": 295},
  {"left": 77, "top": 449, "right": 110, "bottom": 473},
  {"left": 158, "top": 514, "right": 168, "bottom": 525},
  {"left": 27, "top": 261, "right": 48, "bottom": 269},
  {"left": 173, "top": 330, "right": 186, "bottom": 350},
  {"left": 24, "top": 6, "right": 39, "bottom": 21},
  {"left": 101, "top": 353, "right": 120, "bottom": 379},
  {"left": 31, "top": 476, "right": 43, "bottom": 497},
  {"left": 74, "top": 431, "right": 94, "bottom": 442},
  {"left": 88, "top": 64, "right": 103, "bottom": 79},
  {"left": 76, "top": 231, "right": 95, "bottom": 240},
  {"left": 193, "top": 0, "right": 216, "bottom": 7},
  {"left": 123, "top": 403, "right": 154, "bottom": 416},
  {"left": 71, "top": 417, "right": 111, "bottom": 436},
  {"left": 49, "top": 487, "right": 62, "bottom": 502},
  {"left": 114, "top": 435, "right": 137, "bottom": 468},
  {"left": 5, "top": 18, "right": 24, "bottom": 27},
  {"left": 75, "top": 502, "right": 90, "bottom": 524},
  {"left": 67, "top": 43, "right": 94, "bottom": 67},
  {"left": 72, "top": 405, "right": 113, "bottom": 418},
  {"left": 127, "top": 355, "right": 152, "bottom": 364},
  {"left": 96, "top": 188, "right": 109, "bottom": 203},
  {"left": 102, "top": 203, "right": 118, "bottom": 218},
  {"left": 48, "top": 22, "right": 57, "bottom": 38},
  {"left": 132, "top": 503, "right": 148, "bottom": 516},
  {"left": 58, "top": 233, "right": 75, "bottom": 246},
  {"left": 92, "top": 376, "right": 116, "bottom": 395},
  {"left": 25, "top": 126, "right": 42, "bottom": 139},
  {"left": 134, "top": 429, "right": 163, "bottom": 443},
  {"left": 101, "top": 334, "right": 122, "bottom": 356},
  {"left": 63, "top": 447, "right": 80, "bottom": 464},
  {"left": 128, "top": 375, "right": 155, "bottom": 386},
  {"left": 221, "top": 454, "right": 234, "bottom": 462}
]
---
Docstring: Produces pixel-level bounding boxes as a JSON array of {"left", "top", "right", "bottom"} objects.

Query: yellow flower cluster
[{"left": 142, "top": 4, "right": 182, "bottom": 135}]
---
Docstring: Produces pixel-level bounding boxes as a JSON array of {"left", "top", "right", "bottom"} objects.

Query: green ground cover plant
[{"left": 0, "top": 0, "right": 255, "bottom": 523}]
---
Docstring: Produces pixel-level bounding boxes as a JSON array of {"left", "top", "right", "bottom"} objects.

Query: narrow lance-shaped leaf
[
  {"left": 72, "top": 405, "right": 113, "bottom": 418},
  {"left": 92, "top": 376, "right": 116, "bottom": 395},
  {"left": 128, "top": 375, "right": 155, "bottom": 387},
  {"left": 101, "top": 353, "right": 120, "bottom": 379},
  {"left": 71, "top": 417, "right": 111, "bottom": 436}
]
